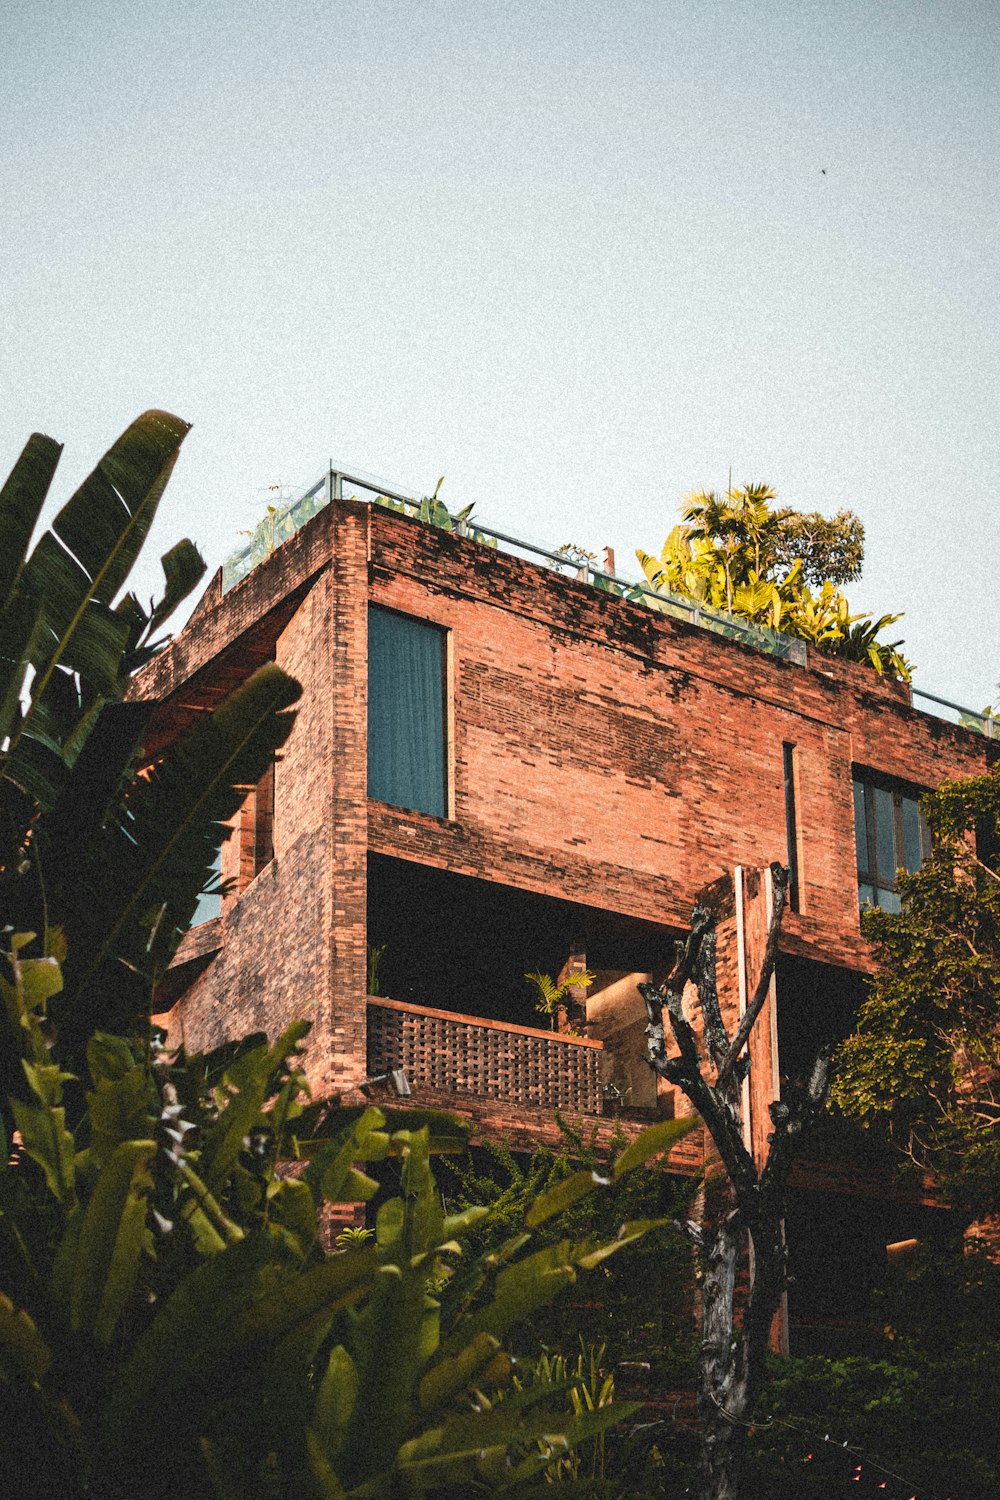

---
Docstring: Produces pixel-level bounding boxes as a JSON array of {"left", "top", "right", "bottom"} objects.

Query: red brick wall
[
  {"left": 142, "top": 498, "right": 992, "bottom": 1107},
  {"left": 160, "top": 503, "right": 371, "bottom": 1095},
  {"left": 366, "top": 507, "right": 990, "bottom": 974}
]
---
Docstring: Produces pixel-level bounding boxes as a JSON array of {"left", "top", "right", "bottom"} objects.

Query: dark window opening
[
  {"left": 775, "top": 955, "right": 882, "bottom": 1165},
  {"left": 368, "top": 606, "right": 446, "bottom": 818},
  {"left": 776, "top": 955, "right": 863, "bottom": 1088},
  {"left": 852, "top": 769, "right": 930, "bottom": 913},
  {"left": 782, "top": 742, "right": 800, "bottom": 911}
]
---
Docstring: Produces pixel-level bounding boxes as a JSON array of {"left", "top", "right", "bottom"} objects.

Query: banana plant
[
  {"left": 636, "top": 485, "right": 912, "bottom": 679},
  {"left": 0, "top": 415, "right": 303, "bottom": 1073},
  {"left": 0, "top": 935, "right": 692, "bottom": 1498}
]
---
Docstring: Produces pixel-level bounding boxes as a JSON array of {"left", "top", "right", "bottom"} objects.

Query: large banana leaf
[
  {"left": 0, "top": 431, "right": 62, "bottom": 600},
  {"left": 102, "top": 1233, "right": 379, "bottom": 1472},
  {"left": 45, "top": 664, "right": 300, "bottom": 1047},
  {"left": 13, "top": 411, "right": 191, "bottom": 751}
]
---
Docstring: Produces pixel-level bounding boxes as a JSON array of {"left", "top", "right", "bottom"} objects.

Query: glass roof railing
[{"left": 220, "top": 466, "right": 995, "bottom": 739}]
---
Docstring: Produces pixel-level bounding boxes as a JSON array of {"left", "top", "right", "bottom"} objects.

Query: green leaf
[
  {"left": 104, "top": 1235, "right": 377, "bottom": 1458},
  {"left": 267, "top": 1178, "right": 317, "bottom": 1256},
  {"left": 0, "top": 1293, "right": 53, "bottom": 1384},
  {"left": 418, "top": 1331, "right": 510, "bottom": 1414},
  {"left": 197, "top": 1020, "right": 310, "bottom": 1193},
  {"left": 10, "top": 411, "right": 189, "bottom": 773},
  {"left": 524, "top": 1169, "right": 601, "bottom": 1228},
  {"left": 445, "top": 1241, "right": 578, "bottom": 1352},
  {"left": 18, "top": 955, "right": 64, "bottom": 1011},
  {"left": 87, "top": 1031, "right": 139, "bottom": 1084},
  {"left": 305, "top": 1429, "right": 348, "bottom": 1499},
  {"left": 440, "top": 1204, "right": 490, "bottom": 1239},
  {"left": 69, "top": 1139, "right": 156, "bottom": 1343},
  {"left": 576, "top": 1218, "right": 672, "bottom": 1270},
  {"left": 22, "top": 1058, "right": 75, "bottom": 1108},
  {"left": 11, "top": 1097, "right": 75, "bottom": 1203},
  {"left": 55, "top": 664, "right": 302, "bottom": 1032},
  {"left": 304, "top": 1106, "right": 389, "bottom": 1205},
  {"left": 146, "top": 539, "right": 208, "bottom": 640},
  {"left": 0, "top": 585, "right": 48, "bottom": 747},
  {"left": 340, "top": 1167, "right": 379, "bottom": 1201},
  {"left": 29, "top": 409, "right": 190, "bottom": 615},
  {"left": 612, "top": 1116, "right": 694, "bottom": 1179},
  {"left": 313, "top": 1344, "right": 359, "bottom": 1462},
  {"left": 85, "top": 1067, "right": 155, "bottom": 1166},
  {"left": 0, "top": 431, "right": 62, "bottom": 600}
]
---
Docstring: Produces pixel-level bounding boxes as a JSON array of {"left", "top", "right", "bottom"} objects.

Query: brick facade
[{"left": 134, "top": 495, "right": 993, "bottom": 1347}]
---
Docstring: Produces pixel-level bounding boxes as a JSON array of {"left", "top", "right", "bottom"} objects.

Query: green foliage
[
  {"left": 498, "top": 1339, "right": 617, "bottom": 1486},
  {"left": 439, "top": 1117, "right": 698, "bottom": 1385},
  {"left": 833, "top": 764, "right": 1000, "bottom": 1211},
  {"left": 366, "top": 942, "right": 387, "bottom": 997},
  {"left": 636, "top": 484, "right": 911, "bottom": 678},
  {"left": 746, "top": 1244, "right": 1000, "bottom": 1500},
  {"left": 0, "top": 954, "right": 690, "bottom": 1497},
  {"left": 524, "top": 969, "right": 595, "bottom": 1031},
  {"left": 960, "top": 685, "right": 1000, "bottom": 738},
  {"left": 0, "top": 416, "right": 302, "bottom": 1072},
  {"left": 373, "top": 477, "right": 493, "bottom": 543}
]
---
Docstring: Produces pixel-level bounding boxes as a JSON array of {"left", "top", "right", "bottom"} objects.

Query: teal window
[
  {"left": 853, "top": 772, "right": 930, "bottom": 913},
  {"left": 191, "top": 845, "right": 222, "bottom": 925},
  {"left": 368, "top": 606, "right": 446, "bottom": 818}
]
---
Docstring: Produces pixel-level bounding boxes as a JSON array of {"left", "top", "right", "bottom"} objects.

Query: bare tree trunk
[{"left": 641, "top": 864, "right": 833, "bottom": 1500}]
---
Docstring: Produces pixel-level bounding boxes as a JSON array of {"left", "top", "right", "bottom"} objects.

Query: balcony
[{"left": 366, "top": 996, "right": 605, "bottom": 1115}]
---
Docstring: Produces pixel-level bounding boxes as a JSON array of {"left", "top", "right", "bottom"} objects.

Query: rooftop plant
[{"left": 637, "top": 485, "right": 911, "bottom": 680}]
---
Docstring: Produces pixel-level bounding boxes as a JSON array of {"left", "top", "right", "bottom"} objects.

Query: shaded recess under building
[{"left": 367, "top": 853, "right": 675, "bottom": 1027}]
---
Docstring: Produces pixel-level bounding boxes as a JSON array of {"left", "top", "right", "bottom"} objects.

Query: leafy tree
[
  {"left": 766, "top": 506, "right": 864, "bottom": 587},
  {"left": 637, "top": 485, "right": 910, "bottom": 678},
  {"left": 834, "top": 763, "right": 1000, "bottom": 1214}
]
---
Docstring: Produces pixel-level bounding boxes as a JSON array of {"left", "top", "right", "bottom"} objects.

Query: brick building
[{"left": 134, "top": 474, "right": 995, "bottom": 1354}]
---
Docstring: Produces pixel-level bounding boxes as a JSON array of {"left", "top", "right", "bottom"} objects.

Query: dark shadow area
[
  {"left": 776, "top": 954, "right": 864, "bottom": 1085},
  {"left": 776, "top": 954, "right": 886, "bottom": 1164},
  {"left": 367, "top": 853, "right": 675, "bottom": 1027},
  {"left": 785, "top": 1188, "right": 958, "bottom": 1357}
]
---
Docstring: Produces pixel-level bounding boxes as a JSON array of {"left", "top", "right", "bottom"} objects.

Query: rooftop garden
[{"left": 222, "top": 467, "right": 996, "bottom": 733}]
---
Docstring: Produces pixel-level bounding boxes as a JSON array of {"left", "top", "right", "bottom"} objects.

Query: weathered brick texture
[{"left": 135, "top": 498, "right": 992, "bottom": 1143}]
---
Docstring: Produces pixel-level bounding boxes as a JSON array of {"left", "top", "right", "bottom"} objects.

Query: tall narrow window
[
  {"left": 191, "top": 845, "right": 222, "bottom": 925},
  {"left": 368, "top": 606, "right": 447, "bottom": 818},
  {"left": 782, "top": 743, "right": 800, "bottom": 912},
  {"left": 852, "top": 771, "right": 930, "bottom": 913}
]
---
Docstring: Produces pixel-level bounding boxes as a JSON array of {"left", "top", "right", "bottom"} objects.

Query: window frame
[
  {"left": 367, "top": 603, "right": 449, "bottom": 820},
  {"left": 852, "top": 768, "right": 931, "bottom": 913}
]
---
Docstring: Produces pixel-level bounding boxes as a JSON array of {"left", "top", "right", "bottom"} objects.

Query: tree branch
[{"left": 641, "top": 969, "right": 760, "bottom": 1223}]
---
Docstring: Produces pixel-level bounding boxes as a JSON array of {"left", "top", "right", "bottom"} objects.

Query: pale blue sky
[{"left": 3, "top": 0, "right": 997, "bottom": 710}]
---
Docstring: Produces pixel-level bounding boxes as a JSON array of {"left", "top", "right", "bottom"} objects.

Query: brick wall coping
[{"left": 367, "top": 994, "right": 604, "bottom": 1049}]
